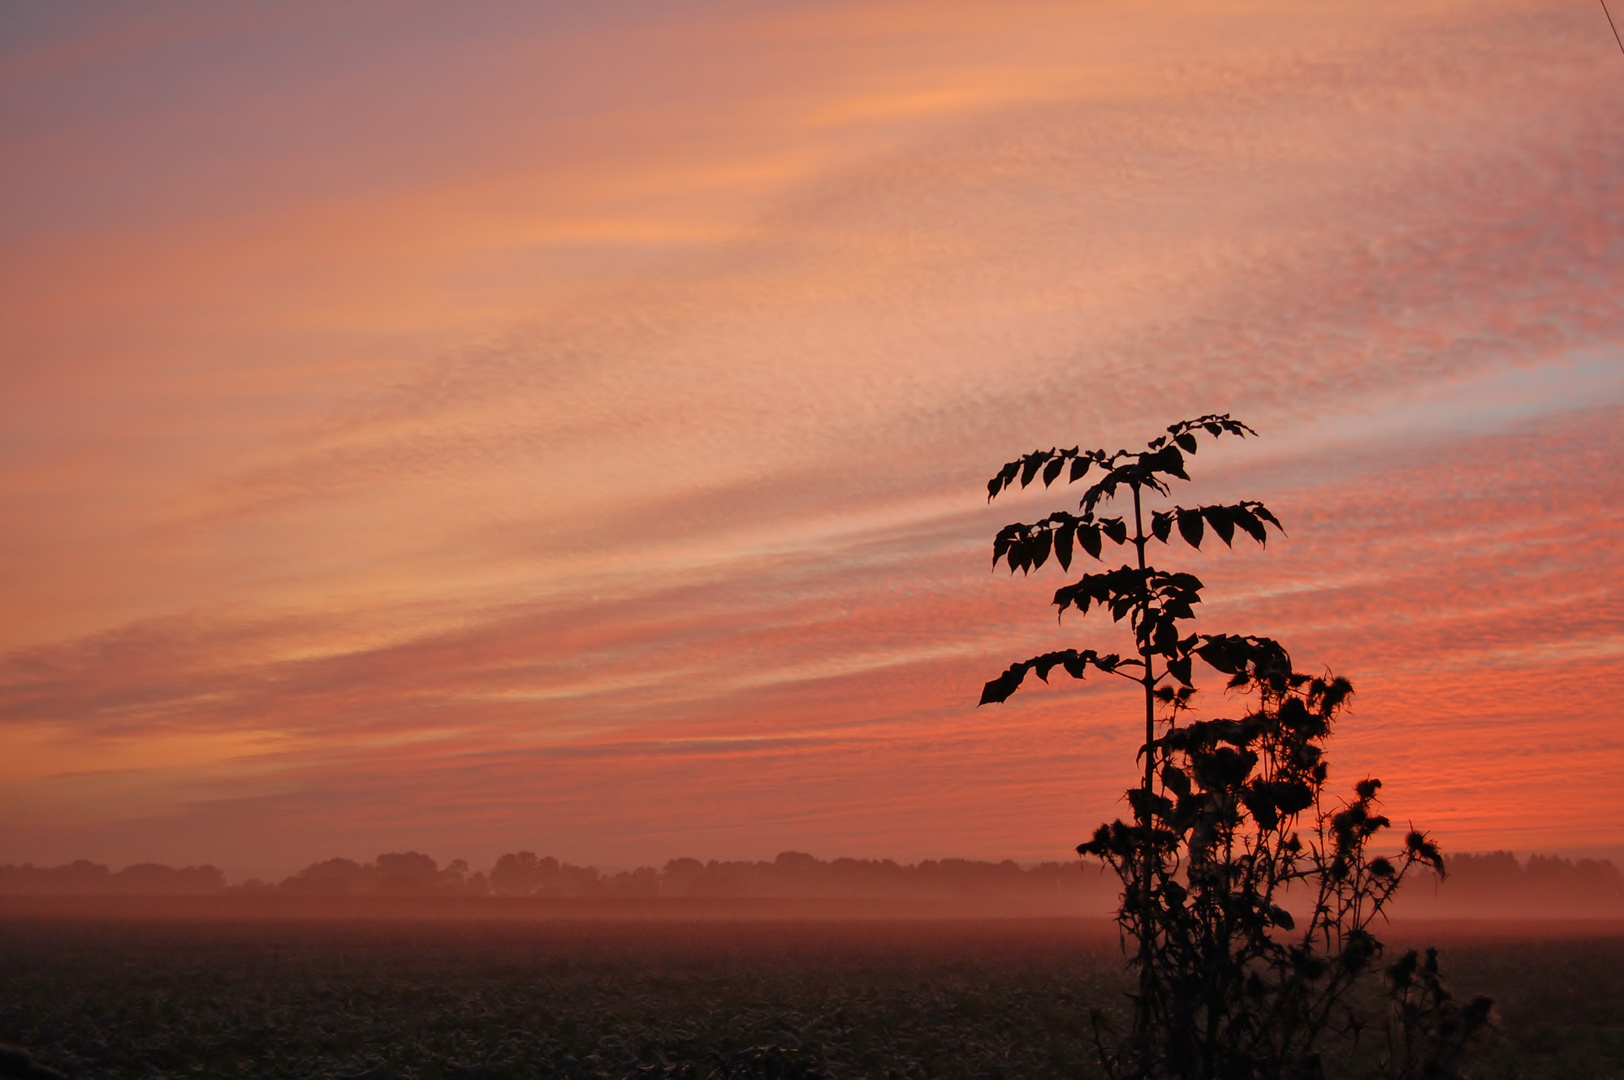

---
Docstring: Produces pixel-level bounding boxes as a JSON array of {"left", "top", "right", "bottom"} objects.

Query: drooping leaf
[
  {"left": 992, "top": 525, "right": 1023, "bottom": 568},
  {"left": 1079, "top": 524, "right": 1103, "bottom": 560},
  {"left": 1151, "top": 511, "right": 1173, "bottom": 543},
  {"left": 1230, "top": 504, "right": 1267, "bottom": 544},
  {"left": 1020, "top": 453, "right": 1045, "bottom": 487},
  {"left": 1042, "top": 456, "right": 1065, "bottom": 487},
  {"left": 1250, "top": 502, "right": 1286, "bottom": 534},
  {"left": 1203, "top": 503, "right": 1236, "bottom": 546},
  {"left": 1175, "top": 432, "right": 1198, "bottom": 454},
  {"left": 979, "top": 665, "right": 1025, "bottom": 704},
  {"left": 1101, "top": 518, "right": 1127, "bottom": 545},
  {"left": 1069, "top": 456, "right": 1091, "bottom": 483},
  {"left": 1030, "top": 529, "right": 1052, "bottom": 570},
  {"left": 1161, "top": 596, "right": 1195, "bottom": 619},
  {"left": 987, "top": 461, "right": 1020, "bottom": 501},
  {"left": 1155, "top": 445, "right": 1189, "bottom": 480},
  {"left": 1054, "top": 522, "right": 1074, "bottom": 570},
  {"left": 981, "top": 649, "right": 1115, "bottom": 705},
  {"left": 1177, "top": 507, "right": 1204, "bottom": 549},
  {"left": 1010, "top": 541, "right": 1030, "bottom": 575}
]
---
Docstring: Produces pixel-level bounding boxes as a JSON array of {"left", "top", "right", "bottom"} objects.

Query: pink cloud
[{"left": 2, "top": 0, "right": 1621, "bottom": 872}]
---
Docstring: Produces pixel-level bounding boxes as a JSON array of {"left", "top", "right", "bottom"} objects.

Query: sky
[{"left": 1, "top": 0, "right": 1621, "bottom": 881}]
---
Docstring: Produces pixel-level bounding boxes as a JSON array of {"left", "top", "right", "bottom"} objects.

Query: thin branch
[{"left": 1605, "top": 0, "right": 1624, "bottom": 56}]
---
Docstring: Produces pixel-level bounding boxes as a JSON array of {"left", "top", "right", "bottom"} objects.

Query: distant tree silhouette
[{"left": 982, "top": 416, "right": 1490, "bottom": 1080}]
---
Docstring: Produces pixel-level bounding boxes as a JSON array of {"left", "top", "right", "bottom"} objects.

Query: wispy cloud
[{"left": 1, "top": 0, "right": 1620, "bottom": 873}]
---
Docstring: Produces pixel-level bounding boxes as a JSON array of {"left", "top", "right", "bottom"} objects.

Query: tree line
[
  {"left": 0, "top": 850, "right": 1108, "bottom": 901},
  {"left": 0, "top": 849, "right": 1616, "bottom": 911}
]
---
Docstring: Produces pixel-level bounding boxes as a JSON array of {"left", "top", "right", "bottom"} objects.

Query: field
[{"left": 1, "top": 915, "right": 1621, "bottom": 1080}]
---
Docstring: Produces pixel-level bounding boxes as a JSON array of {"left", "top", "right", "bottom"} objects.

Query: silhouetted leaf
[
  {"left": 1043, "top": 457, "right": 1065, "bottom": 487},
  {"left": 992, "top": 526, "right": 1021, "bottom": 567},
  {"left": 1101, "top": 518, "right": 1127, "bottom": 545},
  {"left": 1203, "top": 504, "right": 1235, "bottom": 546},
  {"left": 1154, "top": 446, "right": 1188, "bottom": 480},
  {"left": 1031, "top": 529, "right": 1052, "bottom": 570},
  {"left": 979, "top": 665, "right": 1025, "bottom": 704},
  {"left": 1230, "top": 505, "right": 1267, "bottom": 544},
  {"left": 1010, "top": 542, "right": 1030, "bottom": 575},
  {"left": 1021, "top": 453, "right": 1045, "bottom": 487},
  {"left": 1151, "top": 511, "right": 1172, "bottom": 543},
  {"left": 1175, "top": 432, "right": 1198, "bottom": 454},
  {"left": 1069, "top": 456, "right": 1091, "bottom": 483},
  {"left": 1080, "top": 525, "right": 1102, "bottom": 560},
  {"left": 1176, "top": 508, "right": 1204, "bottom": 549},
  {"left": 1251, "top": 502, "right": 1285, "bottom": 534},
  {"left": 987, "top": 461, "right": 1021, "bottom": 501}
]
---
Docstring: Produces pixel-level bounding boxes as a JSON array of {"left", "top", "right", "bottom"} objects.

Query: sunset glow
[{"left": 2, "top": 0, "right": 1621, "bottom": 879}]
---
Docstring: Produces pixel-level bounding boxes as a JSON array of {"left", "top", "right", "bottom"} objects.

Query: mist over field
[{"left": 4, "top": 847, "right": 1619, "bottom": 924}]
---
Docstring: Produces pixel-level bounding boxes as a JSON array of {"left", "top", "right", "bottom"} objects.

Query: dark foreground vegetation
[{"left": 1, "top": 917, "right": 1621, "bottom": 1080}]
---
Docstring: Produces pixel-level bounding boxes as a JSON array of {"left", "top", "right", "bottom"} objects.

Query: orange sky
[{"left": 2, "top": 0, "right": 1621, "bottom": 880}]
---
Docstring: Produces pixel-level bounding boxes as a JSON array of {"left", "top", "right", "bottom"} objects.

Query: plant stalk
[{"left": 1131, "top": 480, "right": 1157, "bottom": 1066}]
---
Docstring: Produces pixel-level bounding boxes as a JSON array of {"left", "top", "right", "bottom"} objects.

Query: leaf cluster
[
  {"left": 981, "top": 416, "right": 1282, "bottom": 710},
  {"left": 991, "top": 501, "right": 1282, "bottom": 577},
  {"left": 1080, "top": 649, "right": 1478, "bottom": 1080},
  {"left": 986, "top": 415, "right": 1257, "bottom": 505}
]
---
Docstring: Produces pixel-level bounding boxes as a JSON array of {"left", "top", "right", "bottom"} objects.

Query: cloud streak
[{"left": 1, "top": 0, "right": 1620, "bottom": 874}]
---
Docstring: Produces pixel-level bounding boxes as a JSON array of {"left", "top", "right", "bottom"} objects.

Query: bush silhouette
[{"left": 982, "top": 416, "right": 1491, "bottom": 1080}]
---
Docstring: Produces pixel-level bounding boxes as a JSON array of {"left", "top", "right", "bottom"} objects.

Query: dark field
[{"left": 2, "top": 916, "right": 1621, "bottom": 1080}]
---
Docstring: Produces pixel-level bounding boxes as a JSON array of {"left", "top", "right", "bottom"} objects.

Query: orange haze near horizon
[{"left": 2, "top": 0, "right": 1621, "bottom": 881}]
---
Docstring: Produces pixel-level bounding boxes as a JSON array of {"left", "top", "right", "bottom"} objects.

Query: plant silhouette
[{"left": 981, "top": 416, "right": 1491, "bottom": 1080}]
